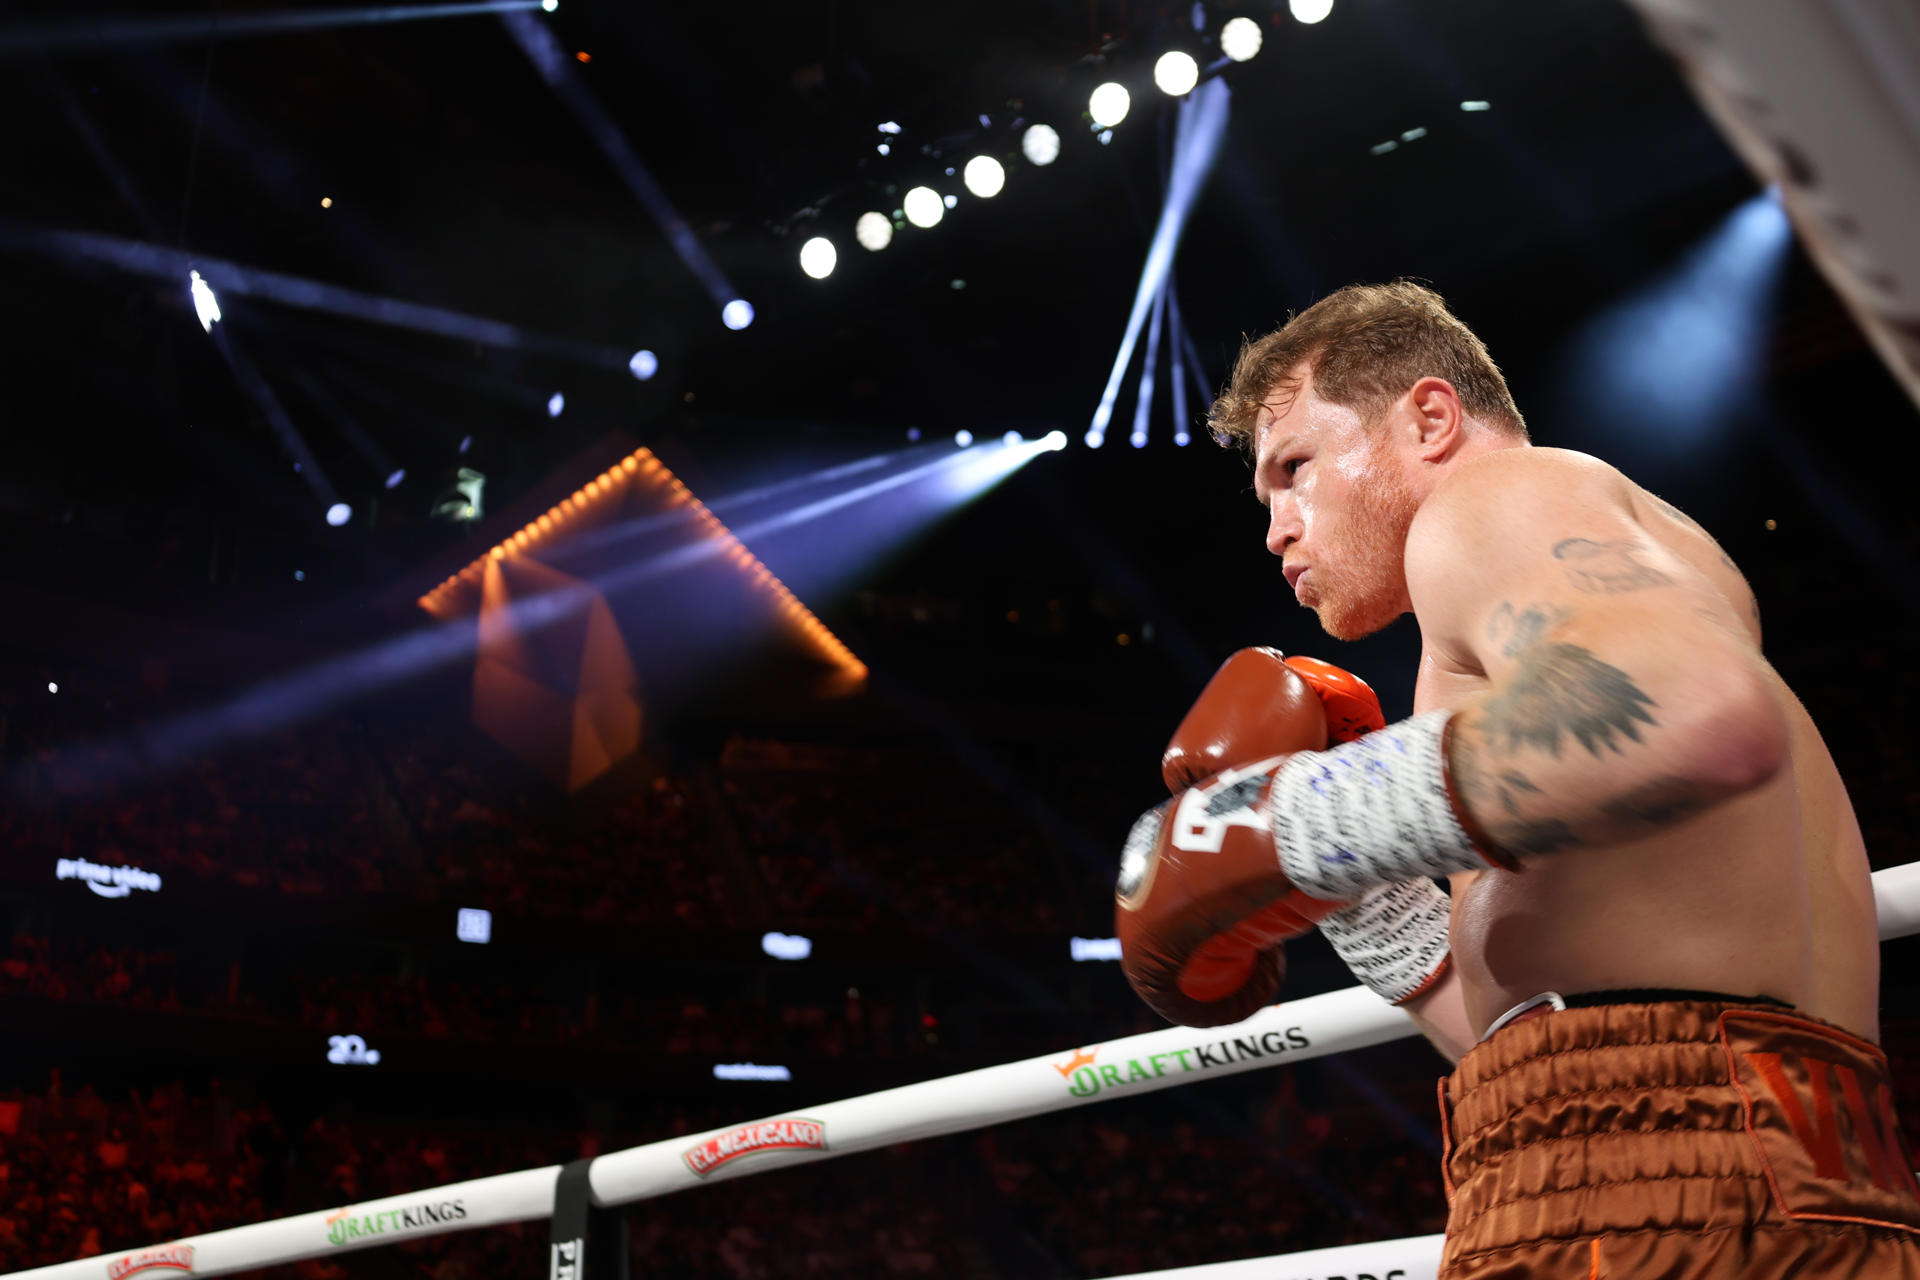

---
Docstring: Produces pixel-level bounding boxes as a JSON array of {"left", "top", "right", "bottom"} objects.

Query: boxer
[{"left": 1116, "top": 282, "right": 1920, "bottom": 1277}]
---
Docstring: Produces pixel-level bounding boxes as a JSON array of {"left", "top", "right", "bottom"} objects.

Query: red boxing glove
[
  {"left": 1161, "top": 648, "right": 1331, "bottom": 792},
  {"left": 1282, "top": 655, "right": 1385, "bottom": 744},
  {"left": 1118, "top": 650, "right": 1344, "bottom": 1026}
]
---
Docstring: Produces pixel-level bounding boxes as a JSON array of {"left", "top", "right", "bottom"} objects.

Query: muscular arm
[{"left": 1412, "top": 452, "right": 1789, "bottom": 860}]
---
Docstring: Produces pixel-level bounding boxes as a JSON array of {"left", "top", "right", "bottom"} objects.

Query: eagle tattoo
[{"left": 1479, "top": 641, "right": 1659, "bottom": 758}]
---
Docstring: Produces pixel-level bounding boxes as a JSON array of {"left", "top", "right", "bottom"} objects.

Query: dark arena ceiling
[{"left": 1, "top": 0, "right": 1915, "bottom": 742}]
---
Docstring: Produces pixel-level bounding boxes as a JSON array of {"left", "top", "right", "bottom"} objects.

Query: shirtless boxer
[{"left": 1115, "top": 282, "right": 1920, "bottom": 1276}]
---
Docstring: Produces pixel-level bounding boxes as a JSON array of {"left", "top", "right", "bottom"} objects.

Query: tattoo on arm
[
  {"left": 1494, "top": 817, "right": 1577, "bottom": 856},
  {"left": 1486, "top": 601, "right": 1571, "bottom": 659},
  {"left": 1478, "top": 636, "right": 1659, "bottom": 760},
  {"left": 1553, "top": 538, "right": 1673, "bottom": 594}
]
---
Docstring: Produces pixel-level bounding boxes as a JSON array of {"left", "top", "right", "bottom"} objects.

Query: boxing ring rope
[{"left": 8, "top": 859, "right": 1918, "bottom": 1280}]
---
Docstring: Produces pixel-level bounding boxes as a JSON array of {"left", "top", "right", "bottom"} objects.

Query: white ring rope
[{"left": 9, "top": 859, "right": 1919, "bottom": 1280}]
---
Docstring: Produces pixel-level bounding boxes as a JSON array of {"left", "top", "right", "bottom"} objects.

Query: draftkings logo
[
  {"left": 1053, "top": 1027, "right": 1312, "bottom": 1098},
  {"left": 325, "top": 1198, "right": 468, "bottom": 1247},
  {"left": 682, "top": 1118, "right": 827, "bottom": 1177},
  {"left": 105, "top": 1245, "right": 193, "bottom": 1279}
]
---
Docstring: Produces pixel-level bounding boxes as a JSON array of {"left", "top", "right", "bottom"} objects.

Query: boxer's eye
[{"left": 1283, "top": 458, "right": 1305, "bottom": 477}]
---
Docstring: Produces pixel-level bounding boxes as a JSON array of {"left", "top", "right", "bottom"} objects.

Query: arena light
[
  {"left": 23, "top": 227, "right": 624, "bottom": 365},
  {"left": 954, "top": 429, "right": 974, "bottom": 447},
  {"left": 855, "top": 211, "right": 893, "bottom": 251},
  {"left": 713, "top": 1063, "right": 792, "bottom": 1082},
  {"left": 628, "top": 348, "right": 658, "bottom": 380},
  {"left": 1070, "top": 937, "right": 1123, "bottom": 961},
  {"left": 722, "top": 299, "right": 755, "bottom": 330},
  {"left": 327, "top": 502, "right": 353, "bottom": 527},
  {"left": 1554, "top": 190, "right": 1792, "bottom": 461},
  {"left": 1084, "top": 430, "right": 1104, "bottom": 449},
  {"left": 902, "top": 186, "right": 944, "bottom": 228},
  {"left": 1089, "top": 79, "right": 1230, "bottom": 442},
  {"left": 962, "top": 155, "right": 1005, "bottom": 198},
  {"left": 326, "top": 1035, "right": 380, "bottom": 1066},
  {"left": 189, "top": 268, "right": 220, "bottom": 331},
  {"left": 547, "top": 391, "right": 565, "bottom": 418},
  {"left": 1089, "top": 82, "right": 1130, "bottom": 128},
  {"left": 1001, "top": 430, "right": 1022, "bottom": 446},
  {"left": 1153, "top": 51, "right": 1200, "bottom": 97},
  {"left": 541, "top": 0, "right": 556, "bottom": 9},
  {"left": 1022, "top": 123, "right": 1061, "bottom": 166},
  {"left": 385, "top": 468, "right": 407, "bottom": 489},
  {"left": 799, "top": 236, "right": 837, "bottom": 280},
  {"left": 1220, "top": 16, "right": 1263, "bottom": 61},
  {"left": 456, "top": 908, "right": 492, "bottom": 943},
  {"left": 1041, "top": 430, "right": 1068, "bottom": 452},
  {"left": 761, "top": 931, "right": 813, "bottom": 960},
  {"left": 1291, "top": 0, "right": 1334, "bottom": 23}
]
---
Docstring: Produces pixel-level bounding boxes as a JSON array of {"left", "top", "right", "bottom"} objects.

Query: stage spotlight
[
  {"left": 799, "top": 236, "right": 838, "bottom": 280},
  {"left": 1291, "top": 0, "right": 1333, "bottom": 23},
  {"left": 963, "top": 156, "right": 1006, "bottom": 198},
  {"left": 547, "top": 392, "right": 565, "bottom": 418},
  {"left": 1154, "top": 51, "right": 1200, "bottom": 97},
  {"left": 1022, "top": 123, "right": 1061, "bottom": 167},
  {"left": 326, "top": 503, "right": 353, "bottom": 527},
  {"left": 906, "top": 427, "right": 922, "bottom": 441},
  {"left": 1221, "top": 16, "right": 1262, "bottom": 61},
  {"left": 722, "top": 299, "right": 755, "bottom": 330},
  {"left": 189, "top": 269, "right": 220, "bottom": 332},
  {"left": 1089, "top": 82, "right": 1130, "bottom": 128},
  {"left": 47, "top": 683, "right": 58, "bottom": 694},
  {"left": 385, "top": 468, "right": 406, "bottom": 489},
  {"left": 1131, "top": 431, "right": 1148, "bottom": 448},
  {"left": 628, "top": 349, "right": 658, "bottom": 380},
  {"left": 1174, "top": 430, "right": 1191, "bottom": 447},
  {"left": 955, "top": 429, "right": 974, "bottom": 447},
  {"left": 541, "top": 0, "right": 556, "bottom": 9},
  {"left": 855, "top": 211, "right": 893, "bottom": 251},
  {"left": 1084, "top": 430, "right": 1104, "bottom": 449},
  {"left": 1042, "top": 430, "right": 1067, "bottom": 452},
  {"left": 1002, "top": 430, "right": 1022, "bottom": 446},
  {"left": 903, "top": 186, "right": 944, "bottom": 228}
]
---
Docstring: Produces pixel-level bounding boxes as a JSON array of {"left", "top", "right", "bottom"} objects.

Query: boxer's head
[{"left": 1214, "top": 282, "right": 1528, "bottom": 639}]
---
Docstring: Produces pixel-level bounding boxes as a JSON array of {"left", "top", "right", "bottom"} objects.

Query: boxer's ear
[{"left": 1406, "top": 375, "right": 1465, "bottom": 462}]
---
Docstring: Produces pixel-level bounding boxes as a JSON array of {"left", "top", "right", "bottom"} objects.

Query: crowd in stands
[
  {"left": 0, "top": 928, "right": 953, "bottom": 1063},
  {"left": 3, "top": 636, "right": 1918, "bottom": 1275},
  {"left": 0, "top": 1067, "right": 1458, "bottom": 1278},
  {"left": 2, "top": 702, "right": 1099, "bottom": 941}
]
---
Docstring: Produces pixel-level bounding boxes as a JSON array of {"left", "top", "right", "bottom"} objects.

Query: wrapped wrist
[
  {"left": 1268, "top": 709, "right": 1514, "bottom": 900},
  {"left": 1317, "top": 877, "right": 1453, "bottom": 1005}
]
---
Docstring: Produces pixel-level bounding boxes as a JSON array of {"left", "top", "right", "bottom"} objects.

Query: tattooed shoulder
[
  {"left": 1486, "top": 601, "right": 1573, "bottom": 659},
  {"left": 1553, "top": 537, "right": 1674, "bottom": 595}
]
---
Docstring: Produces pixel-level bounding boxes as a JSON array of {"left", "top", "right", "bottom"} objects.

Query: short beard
[{"left": 1310, "top": 442, "right": 1419, "bottom": 641}]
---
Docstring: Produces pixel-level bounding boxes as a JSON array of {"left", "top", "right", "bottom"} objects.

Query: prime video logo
[{"left": 55, "top": 858, "right": 162, "bottom": 899}]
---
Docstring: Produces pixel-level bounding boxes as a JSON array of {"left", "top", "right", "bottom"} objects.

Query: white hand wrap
[
  {"left": 1316, "top": 877, "right": 1454, "bottom": 1005},
  {"left": 1266, "top": 710, "right": 1499, "bottom": 900}
]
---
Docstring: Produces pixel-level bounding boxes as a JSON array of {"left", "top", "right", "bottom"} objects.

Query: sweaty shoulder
[{"left": 1404, "top": 449, "right": 1630, "bottom": 639}]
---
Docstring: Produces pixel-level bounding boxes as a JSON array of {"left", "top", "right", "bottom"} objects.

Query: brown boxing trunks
[{"left": 1437, "top": 993, "right": 1920, "bottom": 1278}]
